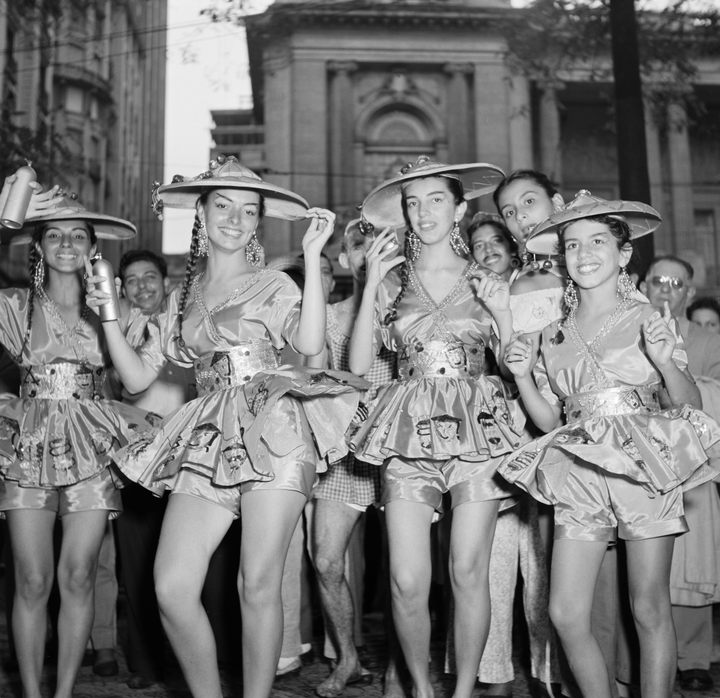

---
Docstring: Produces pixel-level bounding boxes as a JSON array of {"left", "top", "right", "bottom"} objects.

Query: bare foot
[
  {"left": 315, "top": 661, "right": 374, "bottom": 698},
  {"left": 383, "top": 665, "right": 406, "bottom": 698}
]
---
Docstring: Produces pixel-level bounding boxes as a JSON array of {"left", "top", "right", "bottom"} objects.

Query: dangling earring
[
  {"left": 34, "top": 253, "right": 46, "bottom": 290},
  {"left": 406, "top": 229, "right": 421, "bottom": 264},
  {"left": 246, "top": 233, "right": 264, "bottom": 267},
  {"left": 510, "top": 256, "right": 522, "bottom": 269},
  {"left": 449, "top": 220, "right": 469, "bottom": 258},
  {"left": 197, "top": 220, "right": 209, "bottom": 257},
  {"left": 564, "top": 278, "right": 578, "bottom": 311},
  {"left": 618, "top": 266, "right": 635, "bottom": 302}
]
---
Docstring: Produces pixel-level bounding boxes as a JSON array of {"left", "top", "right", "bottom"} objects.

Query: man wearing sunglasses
[{"left": 636, "top": 255, "right": 720, "bottom": 694}]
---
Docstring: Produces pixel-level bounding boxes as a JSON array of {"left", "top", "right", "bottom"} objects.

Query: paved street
[{"left": 0, "top": 578, "right": 718, "bottom": 697}]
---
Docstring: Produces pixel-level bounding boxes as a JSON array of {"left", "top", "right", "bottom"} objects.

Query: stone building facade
[
  {"left": 239, "top": 0, "right": 720, "bottom": 290},
  {"left": 0, "top": 0, "right": 167, "bottom": 279}
]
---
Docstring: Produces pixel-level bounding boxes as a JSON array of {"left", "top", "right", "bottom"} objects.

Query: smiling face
[
  {"left": 38, "top": 220, "right": 96, "bottom": 275},
  {"left": 402, "top": 176, "right": 467, "bottom": 249},
  {"left": 469, "top": 224, "right": 514, "bottom": 278},
  {"left": 562, "top": 219, "right": 631, "bottom": 293},
  {"left": 200, "top": 188, "right": 262, "bottom": 255},
  {"left": 496, "top": 178, "right": 557, "bottom": 242},
  {"left": 122, "top": 259, "right": 167, "bottom": 313}
]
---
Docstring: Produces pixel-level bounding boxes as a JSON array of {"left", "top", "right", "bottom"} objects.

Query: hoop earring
[
  {"left": 449, "top": 220, "right": 469, "bottom": 258},
  {"left": 34, "top": 253, "right": 45, "bottom": 290},
  {"left": 563, "top": 278, "right": 578, "bottom": 311},
  {"left": 246, "top": 233, "right": 264, "bottom": 267},
  {"left": 197, "top": 220, "right": 209, "bottom": 257},
  {"left": 618, "top": 266, "right": 635, "bottom": 302},
  {"left": 406, "top": 229, "right": 421, "bottom": 263}
]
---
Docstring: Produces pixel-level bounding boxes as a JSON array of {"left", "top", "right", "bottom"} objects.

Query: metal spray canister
[
  {"left": 0, "top": 164, "right": 37, "bottom": 229},
  {"left": 91, "top": 253, "right": 120, "bottom": 322}
]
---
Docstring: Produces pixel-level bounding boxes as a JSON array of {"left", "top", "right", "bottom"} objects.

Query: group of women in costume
[{"left": 0, "top": 154, "right": 718, "bottom": 698}]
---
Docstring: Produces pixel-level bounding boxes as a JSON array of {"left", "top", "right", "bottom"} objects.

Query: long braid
[
  {"left": 18, "top": 244, "right": 41, "bottom": 361},
  {"left": 175, "top": 212, "right": 203, "bottom": 348},
  {"left": 383, "top": 234, "right": 411, "bottom": 326}
]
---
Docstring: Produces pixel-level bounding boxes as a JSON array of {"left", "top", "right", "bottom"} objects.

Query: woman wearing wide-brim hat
[
  {"left": 500, "top": 191, "right": 720, "bottom": 698},
  {"left": 348, "top": 155, "right": 528, "bottom": 698},
  {"left": 0, "top": 195, "right": 152, "bottom": 698},
  {"left": 86, "top": 155, "right": 368, "bottom": 698}
]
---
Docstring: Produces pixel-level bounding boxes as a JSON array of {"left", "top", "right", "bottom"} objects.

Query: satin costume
[
  {"left": 117, "top": 269, "right": 367, "bottom": 502},
  {"left": 498, "top": 300, "right": 720, "bottom": 540},
  {"left": 0, "top": 288, "right": 153, "bottom": 508},
  {"left": 349, "top": 261, "right": 525, "bottom": 509}
]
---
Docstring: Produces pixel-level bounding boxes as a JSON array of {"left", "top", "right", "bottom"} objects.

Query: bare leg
[
  {"left": 549, "top": 539, "right": 614, "bottom": 698},
  {"left": 313, "top": 499, "right": 368, "bottom": 697},
  {"left": 385, "top": 499, "right": 435, "bottom": 698},
  {"left": 449, "top": 500, "right": 498, "bottom": 698},
  {"left": 239, "top": 488, "right": 307, "bottom": 698},
  {"left": 625, "top": 536, "right": 676, "bottom": 698},
  {"left": 154, "top": 494, "right": 234, "bottom": 698},
  {"left": 53, "top": 509, "right": 108, "bottom": 698},
  {"left": 6, "top": 509, "right": 56, "bottom": 698}
]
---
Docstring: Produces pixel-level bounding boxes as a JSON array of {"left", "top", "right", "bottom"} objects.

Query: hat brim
[
  {"left": 157, "top": 178, "right": 309, "bottom": 221},
  {"left": 362, "top": 162, "right": 505, "bottom": 229},
  {"left": 525, "top": 200, "right": 661, "bottom": 256},
  {"left": 6, "top": 210, "right": 136, "bottom": 245}
]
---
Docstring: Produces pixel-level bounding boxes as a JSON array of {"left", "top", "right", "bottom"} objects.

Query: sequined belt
[
  {"left": 398, "top": 340, "right": 486, "bottom": 380},
  {"left": 20, "top": 363, "right": 106, "bottom": 400},
  {"left": 564, "top": 385, "right": 660, "bottom": 423},
  {"left": 194, "top": 341, "right": 280, "bottom": 396}
]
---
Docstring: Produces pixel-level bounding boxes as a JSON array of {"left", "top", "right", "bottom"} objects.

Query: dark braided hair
[
  {"left": 175, "top": 208, "right": 205, "bottom": 348},
  {"left": 384, "top": 175, "right": 465, "bottom": 326}
]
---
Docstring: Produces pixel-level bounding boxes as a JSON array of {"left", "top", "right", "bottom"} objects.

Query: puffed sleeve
[
  {"left": 135, "top": 290, "right": 193, "bottom": 370},
  {"left": 373, "top": 270, "right": 402, "bottom": 353},
  {"left": 259, "top": 272, "right": 302, "bottom": 350},
  {"left": 0, "top": 289, "right": 30, "bottom": 359}
]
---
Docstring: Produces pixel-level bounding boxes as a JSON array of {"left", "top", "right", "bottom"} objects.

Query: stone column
[
  {"left": 328, "top": 61, "right": 358, "bottom": 215},
  {"left": 444, "top": 63, "right": 474, "bottom": 164},
  {"left": 508, "top": 73, "right": 533, "bottom": 170},
  {"left": 666, "top": 100, "right": 694, "bottom": 250},
  {"left": 643, "top": 99, "right": 666, "bottom": 250},
  {"left": 538, "top": 81, "right": 563, "bottom": 183}
]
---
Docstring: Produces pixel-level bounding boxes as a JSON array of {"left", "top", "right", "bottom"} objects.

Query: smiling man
[{"left": 119, "top": 249, "right": 170, "bottom": 314}]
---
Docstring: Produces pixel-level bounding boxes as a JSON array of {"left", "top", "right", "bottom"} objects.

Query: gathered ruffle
[
  {"left": 349, "top": 375, "right": 526, "bottom": 465},
  {"left": 116, "top": 368, "right": 368, "bottom": 493},
  {"left": 498, "top": 405, "right": 720, "bottom": 506},
  {"left": 0, "top": 394, "right": 156, "bottom": 487}
]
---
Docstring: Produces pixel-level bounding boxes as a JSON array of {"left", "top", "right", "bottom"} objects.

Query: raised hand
[
  {"left": 27, "top": 184, "right": 64, "bottom": 218},
  {"left": 470, "top": 269, "right": 510, "bottom": 316},
  {"left": 363, "top": 227, "right": 405, "bottom": 290},
  {"left": 503, "top": 333, "right": 534, "bottom": 379},
  {"left": 643, "top": 300, "right": 676, "bottom": 368},
  {"left": 301, "top": 207, "right": 336, "bottom": 257}
]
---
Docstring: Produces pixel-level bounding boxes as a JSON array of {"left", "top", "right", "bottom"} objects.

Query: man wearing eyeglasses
[{"left": 636, "top": 255, "right": 720, "bottom": 694}]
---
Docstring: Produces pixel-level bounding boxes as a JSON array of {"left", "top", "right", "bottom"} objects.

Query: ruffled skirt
[
  {"left": 348, "top": 375, "right": 526, "bottom": 465},
  {"left": 117, "top": 368, "right": 368, "bottom": 493},
  {"left": 0, "top": 394, "right": 155, "bottom": 487},
  {"left": 497, "top": 405, "right": 720, "bottom": 506}
]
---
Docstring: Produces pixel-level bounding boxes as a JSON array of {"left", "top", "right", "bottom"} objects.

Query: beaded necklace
[{"left": 37, "top": 287, "right": 91, "bottom": 364}]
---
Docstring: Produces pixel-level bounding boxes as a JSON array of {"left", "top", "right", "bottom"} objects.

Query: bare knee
[
  {"left": 549, "top": 595, "right": 589, "bottom": 638},
  {"left": 56, "top": 558, "right": 96, "bottom": 598},
  {"left": 155, "top": 565, "right": 200, "bottom": 617},
  {"left": 390, "top": 567, "right": 427, "bottom": 609},
  {"left": 314, "top": 549, "right": 346, "bottom": 587},
  {"left": 15, "top": 568, "right": 53, "bottom": 605},
  {"left": 449, "top": 555, "right": 488, "bottom": 594},
  {"left": 238, "top": 568, "right": 279, "bottom": 610},
  {"left": 630, "top": 590, "right": 671, "bottom": 634}
]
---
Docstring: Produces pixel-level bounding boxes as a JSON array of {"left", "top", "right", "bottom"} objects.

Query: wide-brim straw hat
[
  {"left": 525, "top": 189, "right": 662, "bottom": 255},
  {"left": 7, "top": 195, "right": 136, "bottom": 244},
  {"left": 153, "top": 155, "right": 309, "bottom": 222},
  {"left": 361, "top": 155, "right": 505, "bottom": 230}
]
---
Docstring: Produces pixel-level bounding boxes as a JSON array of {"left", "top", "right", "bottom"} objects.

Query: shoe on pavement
[{"left": 678, "top": 668, "right": 714, "bottom": 692}]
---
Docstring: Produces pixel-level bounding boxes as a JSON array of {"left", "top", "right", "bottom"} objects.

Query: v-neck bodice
[{"left": 374, "top": 261, "right": 493, "bottom": 351}]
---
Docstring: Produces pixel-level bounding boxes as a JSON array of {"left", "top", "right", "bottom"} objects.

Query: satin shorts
[
  {"left": 170, "top": 443, "right": 317, "bottom": 518},
  {"left": 382, "top": 455, "right": 512, "bottom": 513},
  {"left": 553, "top": 464, "right": 688, "bottom": 541},
  {"left": 0, "top": 468, "right": 121, "bottom": 518}
]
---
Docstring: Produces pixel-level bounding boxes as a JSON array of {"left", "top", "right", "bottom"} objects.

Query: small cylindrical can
[
  {"left": 1, "top": 164, "right": 37, "bottom": 229},
  {"left": 91, "top": 253, "right": 120, "bottom": 322}
]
